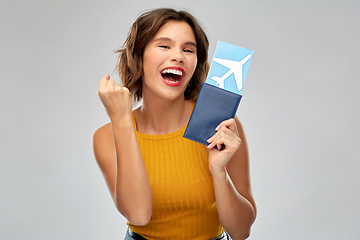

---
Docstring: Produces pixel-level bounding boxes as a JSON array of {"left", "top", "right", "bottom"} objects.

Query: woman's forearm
[
  {"left": 212, "top": 169, "right": 256, "bottom": 240},
  {"left": 111, "top": 119, "right": 152, "bottom": 226}
]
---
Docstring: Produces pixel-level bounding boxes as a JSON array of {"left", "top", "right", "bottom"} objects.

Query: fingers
[
  {"left": 215, "top": 118, "right": 237, "bottom": 134},
  {"left": 113, "top": 84, "right": 130, "bottom": 96},
  {"left": 99, "top": 74, "right": 117, "bottom": 91},
  {"left": 98, "top": 74, "right": 131, "bottom": 98},
  {"left": 97, "top": 75, "right": 132, "bottom": 121},
  {"left": 207, "top": 126, "right": 232, "bottom": 150},
  {"left": 107, "top": 79, "right": 116, "bottom": 88},
  {"left": 207, "top": 123, "right": 241, "bottom": 151},
  {"left": 99, "top": 75, "right": 108, "bottom": 89}
]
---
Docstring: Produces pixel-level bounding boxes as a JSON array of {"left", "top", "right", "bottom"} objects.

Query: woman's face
[{"left": 142, "top": 21, "right": 197, "bottom": 101}]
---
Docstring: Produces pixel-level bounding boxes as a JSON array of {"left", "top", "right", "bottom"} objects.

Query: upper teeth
[{"left": 161, "top": 69, "right": 183, "bottom": 76}]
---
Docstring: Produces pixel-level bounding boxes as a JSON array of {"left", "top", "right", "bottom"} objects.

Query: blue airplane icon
[{"left": 210, "top": 54, "right": 252, "bottom": 92}]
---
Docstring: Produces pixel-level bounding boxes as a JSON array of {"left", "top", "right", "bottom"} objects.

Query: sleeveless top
[{"left": 128, "top": 103, "right": 225, "bottom": 240}]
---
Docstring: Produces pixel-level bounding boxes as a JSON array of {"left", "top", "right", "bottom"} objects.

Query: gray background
[{"left": 1, "top": 0, "right": 359, "bottom": 239}]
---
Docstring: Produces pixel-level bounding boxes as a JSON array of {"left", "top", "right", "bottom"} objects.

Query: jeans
[{"left": 124, "top": 227, "right": 232, "bottom": 240}]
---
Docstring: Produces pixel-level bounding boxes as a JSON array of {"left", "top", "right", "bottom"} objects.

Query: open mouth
[{"left": 161, "top": 68, "right": 184, "bottom": 83}]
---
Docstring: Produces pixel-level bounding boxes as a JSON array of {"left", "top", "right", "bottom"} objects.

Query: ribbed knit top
[{"left": 128, "top": 104, "right": 224, "bottom": 240}]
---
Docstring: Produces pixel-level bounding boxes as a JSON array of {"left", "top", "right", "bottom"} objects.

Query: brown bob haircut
[{"left": 115, "top": 8, "right": 209, "bottom": 102}]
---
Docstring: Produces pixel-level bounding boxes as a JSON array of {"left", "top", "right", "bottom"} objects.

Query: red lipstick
[{"left": 160, "top": 67, "right": 185, "bottom": 87}]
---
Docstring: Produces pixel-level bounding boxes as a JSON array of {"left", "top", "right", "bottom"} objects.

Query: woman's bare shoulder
[
  {"left": 92, "top": 123, "right": 117, "bottom": 200},
  {"left": 92, "top": 123, "right": 115, "bottom": 167},
  {"left": 93, "top": 122, "right": 112, "bottom": 138}
]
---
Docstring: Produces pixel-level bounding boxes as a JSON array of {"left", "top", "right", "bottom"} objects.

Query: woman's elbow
[
  {"left": 127, "top": 213, "right": 152, "bottom": 226},
  {"left": 231, "top": 230, "right": 251, "bottom": 240},
  {"left": 114, "top": 197, "right": 152, "bottom": 226},
  {"left": 117, "top": 206, "right": 152, "bottom": 226},
  {"left": 229, "top": 219, "right": 255, "bottom": 240}
]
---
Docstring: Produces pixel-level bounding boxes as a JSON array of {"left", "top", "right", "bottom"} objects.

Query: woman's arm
[
  {"left": 92, "top": 75, "right": 152, "bottom": 226},
  {"left": 207, "top": 116, "right": 256, "bottom": 240}
]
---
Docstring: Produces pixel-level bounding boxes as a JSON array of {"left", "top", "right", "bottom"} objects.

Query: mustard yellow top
[{"left": 128, "top": 104, "right": 224, "bottom": 240}]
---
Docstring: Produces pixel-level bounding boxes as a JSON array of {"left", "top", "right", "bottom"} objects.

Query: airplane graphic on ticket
[{"left": 206, "top": 41, "right": 254, "bottom": 95}]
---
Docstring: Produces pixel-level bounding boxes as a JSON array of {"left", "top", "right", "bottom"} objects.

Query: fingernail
[
  {"left": 207, "top": 137, "right": 212, "bottom": 142},
  {"left": 215, "top": 126, "right": 219, "bottom": 131}
]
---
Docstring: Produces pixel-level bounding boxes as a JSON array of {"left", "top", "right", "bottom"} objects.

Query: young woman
[{"left": 93, "top": 8, "right": 256, "bottom": 240}]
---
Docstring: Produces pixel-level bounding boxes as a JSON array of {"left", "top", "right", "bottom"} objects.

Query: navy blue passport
[{"left": 183, "top": 83, "right": 242, "bottom": 145}]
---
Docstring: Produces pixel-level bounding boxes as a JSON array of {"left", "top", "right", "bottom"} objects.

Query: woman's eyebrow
[
  {"left": 154, "top": 37, "right": 172, "bottom": 42},
  {"left": 154, "top": 37, "right": 196, "bottom": 47},
  {"left": 185, "top": 41, "right": 197, "bottom": 48}
]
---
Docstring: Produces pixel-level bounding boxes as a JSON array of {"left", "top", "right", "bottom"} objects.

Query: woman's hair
[{"left": 115, "top": 8, "right": 209, "bottom": 102}]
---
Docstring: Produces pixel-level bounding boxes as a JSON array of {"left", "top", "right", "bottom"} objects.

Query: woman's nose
[{"left": 171, "top": 49, "right": 185, "bottom": 63}]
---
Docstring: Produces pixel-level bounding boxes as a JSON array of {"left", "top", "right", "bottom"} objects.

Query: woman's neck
[{"left": 134, "top": 96, "right": 193, "bottom": 135}]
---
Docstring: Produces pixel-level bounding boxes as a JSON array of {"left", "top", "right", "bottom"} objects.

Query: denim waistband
[{"left": 126, "top": 228, "right": 231, "bottom": 240}]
